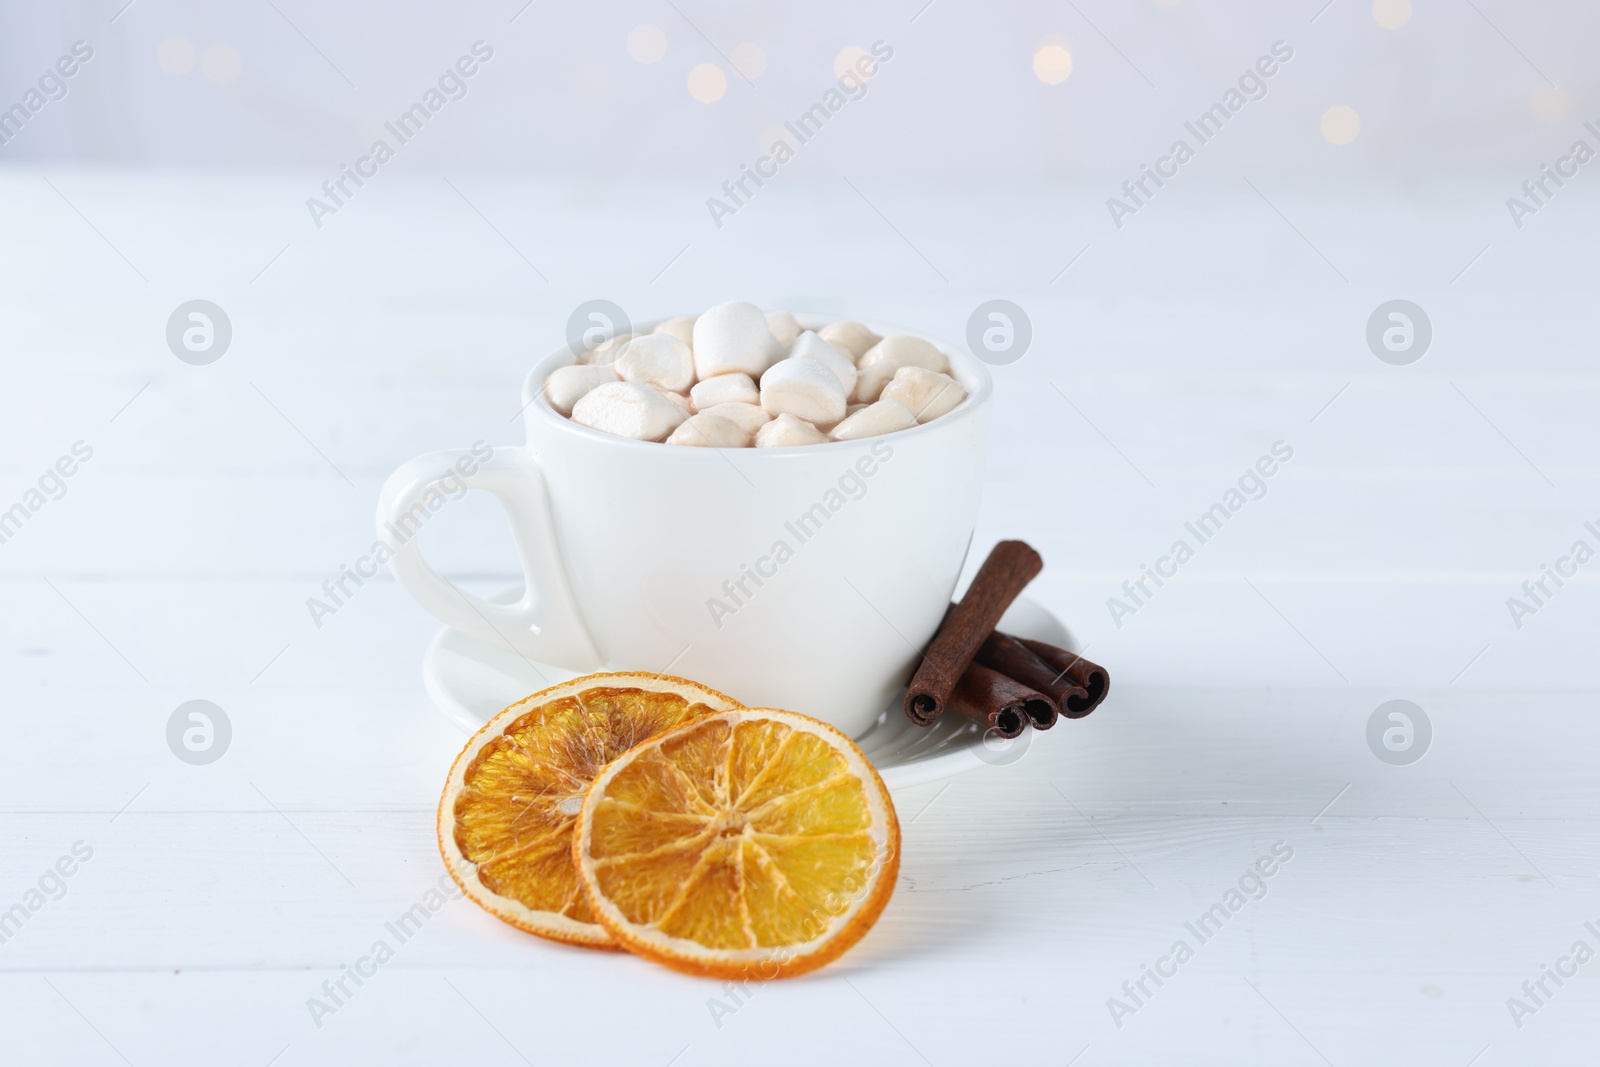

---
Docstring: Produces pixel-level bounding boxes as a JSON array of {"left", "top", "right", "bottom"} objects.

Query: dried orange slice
[
  {"left": 573, "top": 708, "right": 900, "bottom": 979},
  {"left": 438, "top": 672, "right": 741, "bottom": 948}
]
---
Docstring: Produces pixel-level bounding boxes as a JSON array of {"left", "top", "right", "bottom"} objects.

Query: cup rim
[{"left": 520, "top": 311, "right": 993, "bottom": 455}]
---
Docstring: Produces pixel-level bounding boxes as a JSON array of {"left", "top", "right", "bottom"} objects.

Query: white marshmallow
[
  {"left": 853, "top": 336, "right": 951, "bottom": 403},
  {"left": 616, "top": 333, "right": 695, "bottom": 393},
  {"left": 881, "top": 365, "right": 966, "bottom": 422},
  {"left": 756, "top": 413, "right": 829, "bottom": 448},
  {"left": 665, "top": 413, "right": 753, "bottom": 448},
  {"left": 693, "top": 300, "right": 783, "bottom": 379},
  {"left": 582, "top": 332, "right": 636, "bottom": 365},
  {"left": 818, "top": 320, "right": 881, "bottom": 362},
  {"left": 760, "top": 357, "right": 848, "bottom": 428},
  {"left": 864, "top": 337, "right": 947, "bottom": 375},
  {"left": 570, "top": 381, "right": 687, "bottom": 441},
  {"left": 852, "top": 361, "right": 898, "bottom": 404},
  {"left": 859, "top": 334, "right": 949, "bottom": 374},
  {"left": 855, "top": 337, "right": 942, "bottom": 402},
  {"left": 657, "top": 387, "right": 692, "bottom": 417},
  {"left": 653, "top": 314, "right": 696, "bottom": 348},
  {"left": 830, "top": 398, "right": 917, "bottom": 441},
  {"left": 765, "top": 309, "right": 801, "bottom": 348},
  {"left": 563, "top": 309, "right": 956, "bottom": 446},
  {"left": 788, "top": 331, "right": 858, "bottom": 398},
  {"left": 698, "top": 402, "right": 772, "bottom": 437},
  {"left": 690, "top": 373, "right": 759, "bottom": 410},
  {"left": 544, "top": 363, "right": 618, "bottom": 416}
]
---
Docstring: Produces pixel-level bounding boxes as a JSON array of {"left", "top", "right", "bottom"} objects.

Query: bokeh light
[
  {"left": 1033, "top": 43, "right": 1073, "bottom": 85},
  {"left": 687, "top": 63, "right": 727, "bottom": 103},
  {"left": 1372, "top": 0, "right": 1412, "bottom": 30},
  {"left": 1529, "top": 85, "right": 1573, "bottom": 125},
  {"left": 833, "top": 46, "right": 873, "bottom": 80},
  {"left": 627, "top": 24, "right": 666, "bottom": 64},
  {"left": 730, "top": 42, "right": 766, "bottom": 80},
  {"left": 1320, "top": 105, "right": 1361, "bottom": 145}
]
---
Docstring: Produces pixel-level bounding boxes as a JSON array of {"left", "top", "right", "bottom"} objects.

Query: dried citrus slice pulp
[
  {"left": 438, "top": 672, "right": 742, "bottom": 948},
  {"left": 574, "top": 708, "right": 900, "bottom": 979}
]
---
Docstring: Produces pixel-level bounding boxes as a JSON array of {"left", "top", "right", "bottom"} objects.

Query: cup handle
[{"left": 376, "top": 445, "right": 603, "bottom": 670}]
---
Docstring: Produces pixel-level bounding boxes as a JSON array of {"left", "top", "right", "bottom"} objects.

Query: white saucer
[{"left": 421, "top": 589, "right": 1076, "bottom": 794}]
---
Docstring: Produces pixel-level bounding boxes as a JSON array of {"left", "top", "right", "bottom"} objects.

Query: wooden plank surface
[{"left": 1, "top": 172, "right": 1596, "bottom": 1065}]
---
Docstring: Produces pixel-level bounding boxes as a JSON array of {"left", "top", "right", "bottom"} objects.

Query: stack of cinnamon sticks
[{"left": 904, "top": 540, "right": 1109, "bottom": 739}]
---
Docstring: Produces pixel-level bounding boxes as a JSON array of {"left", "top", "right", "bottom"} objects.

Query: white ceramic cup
[{"left": 377, "top": 315, "right": 992, "bottom": 738}]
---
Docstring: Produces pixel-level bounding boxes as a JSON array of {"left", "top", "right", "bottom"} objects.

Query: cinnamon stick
[
  {"left": 947, "top": 662, "right": 1055, "bottom": 738},
  {"left": 1017, "top": 638, "right": 1110, "bottom": 717},
  {"left": 974, "top": 630, "right": 1085, "bottom": 727},
  {"left": 904, "top": 540, "right": 1042, "bottom": 726}
]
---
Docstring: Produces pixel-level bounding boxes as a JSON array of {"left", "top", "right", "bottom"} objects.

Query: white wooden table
[{"left": 2, "top": 171, "right": 1596, "bottom": 1065}]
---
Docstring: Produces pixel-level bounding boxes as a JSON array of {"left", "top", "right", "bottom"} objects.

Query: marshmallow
[
  {"left": 830, "top": 398, "right": 917, "bottom": 441},
  {"left": 860, "top": 334, "right": 949, "bottom": 374},
  {"left": 693, "top": 300, "right": 784, "bottom": 379},
  {"left": 853, "top": 336, "right": 951, "bottom": 403},
  {"left": 616, "top": 333, "right": 695, "bottom": 394},
  {"left": 756, "top": 413, "right": 829, "bottom": 448},
  {"left": 760, "top": 357, "right": 848, "bottom": 428},
  {"left": 653, "top": 314, "right": 696, "bottom": 348},
  {"left": 544, "top": 363, "right": 618, "bottom": 415},
  {"left": 766, "top": 309, "right": 801, "bottom": 348},
  {"left": 818, "top": 320, "right": 880, "bottom": 362},
  {"left": 665, "top": 413, "right": 752, "bottom": 448},
  {"left": 690, "top": 372, "right": 759, "bottom": 410},
  {"left": 881, "top": 365, "right": 966, "bottom": 422},
  {"left": 789, "top": 331, "right": 857, "bottom": 398},
  {"left": 570, "top": 381, "right": 687, "bottom": 441},
  {"left": 582, "top": 332, "right": 636, "bottom": 365},
  {"left": 852, "top": 362, "right": 898, "bottom": 404},
  {"left": 657, "top": 387, "right": 692, "bottom": 417},
  {"left": 698, "top": 402, "right": 772, "bottom": 436},
  {"left": 557, "top": 306, "right": 958, "bottom": 445}
]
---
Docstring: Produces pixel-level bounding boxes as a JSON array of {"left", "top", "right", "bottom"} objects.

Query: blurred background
[{"left": 2, "top": 0, "right": 1592, "bottom": 179}]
